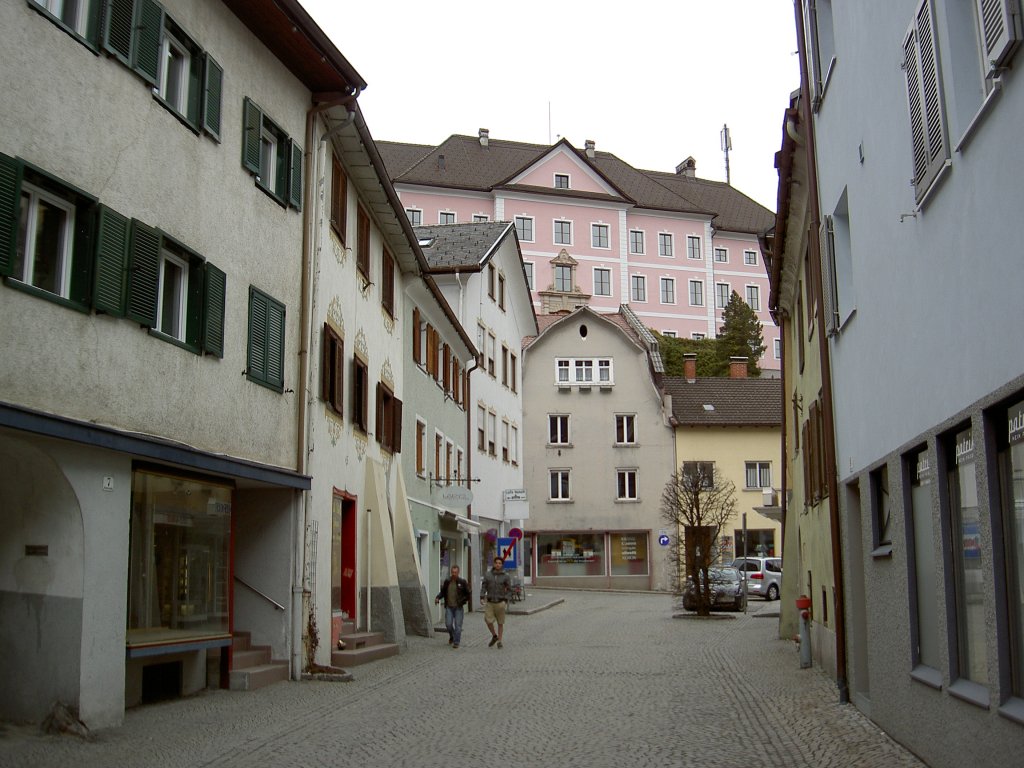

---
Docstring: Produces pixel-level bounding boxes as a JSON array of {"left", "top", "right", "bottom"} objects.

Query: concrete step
[
  {"left": 232, "top": 631, "right": 252, "bottom": 652},
  {"left": 229, "top": 661, "right": 289, "bottom": 691},
  {"left": 340, "top": 620, "right": 356, "bottom": 635},
  {"left": 232, "top": 646, "right": 271, "bottom": 669},
  {"left": 331, "top": 642, "right": 400, "bottom": 668},
  {"left": 338, "top": 631, "right": 387, "bottom": 650}
]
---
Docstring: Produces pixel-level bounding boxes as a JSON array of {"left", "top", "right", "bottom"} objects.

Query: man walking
[
  {"left": 435, "top": 565, "right": 471, "bottom": 648},
  {"left": 480, "top": 555, "right": 512, "bottom": 648}
]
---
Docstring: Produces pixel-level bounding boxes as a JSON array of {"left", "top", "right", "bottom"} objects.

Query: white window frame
[
  {"left": 548, "top": 414, "right": 570, "bottom": 445},
  {"left": 660, "top": 277, "right": 676, "bottom": 305},
  {"left": 744, "top": 249, "right": 758, "bottom": 266},
  {"left": 662, "top": 330, "right": 677, "bottom": 338},
  {"left": 502, "top": 419, "right": 510, "bottom": 463},
  {"left": 658, "top": 232, "right": 674, "bottom": 257},
  {"left": 631, "top": 275, "right": 647, "bottom": 302},
  {"left": 38, "top": 0, "right": 92, "bottom": 36},
  {"left": 15, "top": 183, "right": 75, "bottom": 298},
  {"left": 687, "top": 235, "right": 702, "bottom": 260},
  {"left": 259, "top": 125, "right": 278, "bottom": 191},
  {"left": 553, "top": 219, "right": 573, "bottom": 246},
  {"left": 157, "top": 29, "right": 191, "bottom": 115},
  {"left": 549, "top": 469, "right": 571, "bottom": 501},
  {"left": 574, "top": 359, "right": 594, "bottom": 383},
  {"left": 523, "top": 261, "right": 535, "bottom": 290},
  {"left": 556, "top": 359, "right": 570, "bottom": 383},
  {"left": 473, "top": 214, "right": 489, "bottom": 222},
  {"left": 615, "top": 414, "right": 637, "bottom": 445},
  {"left": 774, "top": 338, "right": 782, "bottom": 359},
  {"left": 439, "top": 211, "right": 456, "bottom": 224},
  {"left": 593, "top": 267, "right": 612, "bottom": 296},
  {"left": 616, "top": 469, "right": 639, "bottom": 501},
  {"left": 515, "top": 216, "right": 534, "bottom": 243},
  {"left": 598, "top": 359, "right": 612, "bottom": 384},
  {"left": 487, "top": 410, "right": 497, "bottom": 457},
  {"left": 554, "top": 173, "right": 570, "bottom": 189},
  {"left": 554, "top": 264, "right": 573, "bottom": 292},
  {"left": 745, "top": 461, "right": 772, "bottom": 489},
  {"left": 691, "top": 332, "right": 706, "bottom": 340},
  {"left": 629, "top": 229, "right": 645, "bottom": 254},
  {"left": 714, "top": 247, "right": 728, "bottom": 263},
  {"left": 591, "top": 223, "right": 610, "bottom": 249},
  {"left": 510, "top": 425, "right": 519, "bottom": 466},
  {"left": 157, "top": 248, "right": 189, "bottom": 341},
  {"left": 688, "top": 279, "right": 704, "bottom": 307},
  {"left": 555, "top": 357, "right": 613, "bottom": 386},
  {"left": 745, "top": 284, "right": 761, "bottom": 311},
  {"left": 406, "top": 208, "right": 422, "bottom": 226},
  {"left": 716, "top": 282, "right": 731, "bottom": 309},
  {"left": 416, "top": 418, "right": 428, "bottom": 477}
]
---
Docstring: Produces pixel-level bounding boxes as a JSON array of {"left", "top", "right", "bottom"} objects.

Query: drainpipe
[
  {"left": 463, "top": 355, "right": 480, "bottom": 595},
  {"left": 294, "top": 89, "right": 359, "bottom": 679},
  {"left": 793, "top": 0, "right": 848, "bottom": 704}
]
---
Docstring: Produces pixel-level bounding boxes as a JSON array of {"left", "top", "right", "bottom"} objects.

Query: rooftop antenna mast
[{"left": 721, "top": 123, "right": 732, "bottom": 185}]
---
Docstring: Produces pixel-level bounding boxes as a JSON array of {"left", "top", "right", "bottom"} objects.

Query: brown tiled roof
[
  {"left": 379, "top": 134, "right": 773, "bottom": 232},
  {"left": 414, "top": 222, "right": 514, "bottom": 271},
  {"left": 663, "top": 376, "right": 782, "bottom": 427}
]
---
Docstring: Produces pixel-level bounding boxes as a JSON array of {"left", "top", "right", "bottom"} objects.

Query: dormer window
[{"left": 554, "top": 173, "right": 570, "bottom": 189}]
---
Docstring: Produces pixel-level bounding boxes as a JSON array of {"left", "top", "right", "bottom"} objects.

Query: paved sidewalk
[{"left": 0, "top": 590, "right": 927, "bottom": 768}]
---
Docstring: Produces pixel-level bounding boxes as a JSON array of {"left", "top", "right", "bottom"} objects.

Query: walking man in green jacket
[{"left": 480, "top": 556, "right": 512, "bottom": 648}]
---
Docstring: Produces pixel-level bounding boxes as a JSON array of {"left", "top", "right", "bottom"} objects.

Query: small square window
[
  {"left": 592, "top": 224, "right": 609, "bottom": 249},
  {"left": 630, "top": 230, "right": 645, "bottom": 254},
  {"left": 714, "top": 247, "right": 728, "bottom": 263},
  {"left": 439, "top": 211, "right": 456, "bottom": 224},
  {"left": 658, "top": 233, "right": 673, "bottom": 257},
  {"left": 554, "top": 173, "right": 570, "bottom": 189},
  {"left": 593, "top": 268, "right": 611, "bottom": 296},
  {"left": 744, "top": 250, "right": 758, "bottom": 266},
  {"left": 687, "top": 236, "right": 702, "bottom": 260},
  {"left": 515, "top": 216, "right": 534, "bottom": 242},
  {"left": 554, "top": 220, "right": 572, "bottom": 245},
  {"left": 406, "top": 208, "right": 422, "bottom": 226}
]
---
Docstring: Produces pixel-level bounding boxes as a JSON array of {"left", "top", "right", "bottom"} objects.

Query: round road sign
[
  {"left": 509, "top": 527, "right": 524, "bottom": 540},
  {"left": 658, "top": 534, "right": 671, "bottom": 547}
]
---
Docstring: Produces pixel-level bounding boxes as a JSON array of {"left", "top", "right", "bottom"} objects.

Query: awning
[{"left": 409, "top": 497, "right": 480, "bottom": 533}]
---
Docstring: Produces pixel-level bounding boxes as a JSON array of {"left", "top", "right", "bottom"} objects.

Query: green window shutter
[
  {"left": 93, "top": 205, "right": 130, "bottom": 316},
  {"left": 288, "top": 139, "right": 303, "bottom": 210},
  {"left": 185, "top": 52, "right": 203, "bottom": 129},
  {"left": 126, "top": 219, "right": 160, "bottom": 327},
  {"left": 132, "top": 0, "right": 163, "bottom": 86},
  {"left": 202, "top": 54, "right": 224, "bottom": 140},
  {"left": 247, "top": 287, "right": 268, "bottom": 383},
  {"left": 84, "top": 0, "right": 103, "bottom": 45},
  {"left": 267, "top": 298, "right": 285, "bottom": 389},
  {"left": 203, "top": 263, "right": 226, "bottom": 358},
  {"left": 103, "top": 0, "right": 135, "bottom": 66},
  {"left": 0, "top": 153, "right": 23, "bottom": 277},
  {"left": 185, "top": 256, "right": 204, "bottom": 348},
  {"left": 242, "top": 98, "right": 262, "bottom": 174},
  {"left": 69, "top": 201, "right": 96, "bottom": 307}
]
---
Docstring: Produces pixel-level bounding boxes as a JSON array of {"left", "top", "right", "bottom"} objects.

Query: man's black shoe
[{"left": 489, "top": 634, "right": 499, "bottom": 647}]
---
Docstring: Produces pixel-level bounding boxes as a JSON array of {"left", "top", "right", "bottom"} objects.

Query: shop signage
[
  {"left": 438, "top": 486, "right": 473, "bottom": 506},
  {"left": 503, "top": 489, "right": 528, "bottom": 502},
  {"left": 955, "top": 429, "right": 974, "bottom": 465},
  {"left": 1009, "top": 401, "right": 1024, "bottom": 445}
]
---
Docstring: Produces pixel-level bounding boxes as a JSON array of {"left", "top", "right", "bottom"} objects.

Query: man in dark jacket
[
  {"left": 435, "top": 565, "right": 471, "bottom": 648},
  {"left": 480, "top": 556, "right": 512, "bottom": 648}
]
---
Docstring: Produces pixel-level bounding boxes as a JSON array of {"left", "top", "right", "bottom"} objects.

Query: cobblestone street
[{"left": 0, "top": 590, "right": 926, "bottom": 768}]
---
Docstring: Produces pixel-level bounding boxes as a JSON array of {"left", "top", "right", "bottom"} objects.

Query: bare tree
[{"left": 660, "top": 462, "right": 737, "bottom": 615}]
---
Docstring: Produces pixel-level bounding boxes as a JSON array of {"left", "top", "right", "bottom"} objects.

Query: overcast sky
[{"left": 301, "top": 0, "right": 800, "bottom": 213}]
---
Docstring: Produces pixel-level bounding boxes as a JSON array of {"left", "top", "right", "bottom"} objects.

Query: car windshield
[{"left": 709, "top": 567, "right": 740, "bottom": 583}]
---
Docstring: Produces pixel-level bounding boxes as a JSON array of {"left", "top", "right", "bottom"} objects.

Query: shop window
[
  {"left": 537, "top": 533, "right": 604, "bottom": 577},
  {"left": 870, "top": 463, "right": 892, "bottom": 555},
  {"left": 905, "top": 445, "right": 941, "bottom": 675},
  {"left": 610, "top": 533, "right": 648, "bottom": 576},
  {"left": 733, "top": 528, "right": 775, "bottom": 558},
  {"left": 996, "top": 397, "right": 1024, "bottom": 701},
  {"left": 127, "top": 469, "right": 231, "bottom": 648}
]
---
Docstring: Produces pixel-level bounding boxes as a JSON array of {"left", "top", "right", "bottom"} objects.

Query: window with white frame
[
  {"left": 556, "top": 359, "right": 570, "bottom": 383},
  {"left": 487, "top": 411, "right": 497, "bottom": 456},
  {"left": 13, "top": 181, "right": 77, "bottom": 300},
  {"left": 615, "top": 414, "right": 636, "bottom": 444},
  {"left": 692, "top": 332, "right": 706, "bottom": 340},
  {"left": 803, "top": 0, "right": 836, "bottom": 108},
  {"left": 774, "top": 338, "right": 781, "bottom": 359},
  {"left": 549, "top": 469, "right": 571, "bottom": 501},
  {"left": 631, "top": 275, "right": 647, "bottom": 302},
  {"left": 157, "top": 27, "right": 193, "bottom": 118},
  {"left": 477, "top": 405, "right": 486, "bottom": 450},
  {"left": 688, "top": 280, "right": 704, "bottom": 307},
  {"left": 628, "top": 230, "right": 644, "bottom": 255},
  {"left": 523, "top": 261, "right": 534, "bottom": 290},
  {"left": 745, "top": 461, "right": 772, "bottom": 489},
  {"left": 487, "top": 332, "right": 496, "bottom": 377},
  {"left": 744, "top": 250, "right": 758, "bottom": 266},
  {"left": 31, "top": 0, "right": 95, "bottom": 38},
  {"left": 406, "top": 208, "right": 422, "bottom": 226},
  {"left": 415, "top": 419, "right": 427, "bottom": 476},
  {"left": 714, "top": 247, "right": 728, "bottom": 263},
  {"left": 554, "top": 173, "right": 570, "bottom": 189},
  {"left": 660, "top": 277, "right": 676, "bottom": 304},
  {"left": 554, "top": 264, "right": 573, "bottom": 292},
  {"left": 574, "top": 359, "right": 594, "bottom": 382},
  {"left": 598, "top": 359, "right": 612, "bottom": 383},
  {"left": 658, "top": 233, "right": 673, "bottom": 257},
  {"left": 716, "top": 283, "right": 731, "bottom": 309},
  {"left": 510, "top": 425, "right": 519, "bottom": 465},
  {"left": 592, "top": 224, "right": 610, "bottom": 249},
  {"left": 593, "top": 268, "right": 611, "bottom": 296},
  {"left": 157, "top": 247, "right": 189, "bottom": 341},
  {"left": 473, "top": 214, "right": 489, "bottom": 222},
  {"left": 549, "top": 414, "right": 570, "bottom": 445},
  {"left": 515, "top": 216, "right": 534, "bottom": 242},
  {"left": 439, "top": 211, "right": 456, "bottom": 224},
  {"left": 745, "top": 285, "right": 761, "bottom": 311},
  {"left": 554, "top": 220, "right": 572, "bottom": 245},
  {"left": 687, "top": 235, "right": 702, "bottom": 260},
  {"left": 617, "top": 469, "right": 638, "bottom": 500},
  {"left": 662, "top": 330, "right": 676, "bottom": 338},
  {"left": 555, "top": 357, "right": 613, "bottom": 385},
  {"left": 502, "top": 420, "right": 510, "bottom": 462}
]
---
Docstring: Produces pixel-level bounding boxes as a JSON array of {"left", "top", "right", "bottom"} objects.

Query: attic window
[
  {"left": 703, "top": 404, "right": 715, "bottom": 411},
  {"left": 554, "top": 173, "right": 570, "bottom": 189}
]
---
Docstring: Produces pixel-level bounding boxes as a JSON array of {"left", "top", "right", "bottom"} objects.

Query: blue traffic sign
[
  {"left": 497, "top": 537, "right": 518, "bottom": 569},
  {"left": 658, "top": 534, "right": 671, "bottom": 547}
]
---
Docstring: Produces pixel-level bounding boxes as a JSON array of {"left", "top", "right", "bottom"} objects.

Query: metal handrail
[{"left": 234, "top": 575, "right": 285, "bottom": 611}]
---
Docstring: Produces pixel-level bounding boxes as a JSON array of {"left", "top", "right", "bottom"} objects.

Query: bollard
[{"left": 799, "top": 609, "right": 812, "bottom": 668}]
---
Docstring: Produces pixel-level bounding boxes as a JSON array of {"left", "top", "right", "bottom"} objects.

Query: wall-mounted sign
[
  {"left": 502, "top": 489, "right": 528, "bottom": 502},
  {"left": 438, "top": 487, "right": 473, "bottom": 507}
]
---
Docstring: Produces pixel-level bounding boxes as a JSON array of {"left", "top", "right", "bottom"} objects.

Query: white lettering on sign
[
  {"left": 1009, "top": 404, "right": 1024, "bottom": 445},
  {"left": 955, "top": 432, "right": 974, "bottom": 465}
]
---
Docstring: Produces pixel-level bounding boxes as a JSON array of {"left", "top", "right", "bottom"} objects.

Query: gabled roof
[
  {"left": 414, "top": 222, "right": 516, "bottom": 271},
  {"left": 522, "top": 305, "right": 662, "bottom": 370},
  {"left": 377, "top": 134, "right": 774, "bottom": 234},
  {"left": 663, "top": 376, "right": 782, "bottom": 427}
]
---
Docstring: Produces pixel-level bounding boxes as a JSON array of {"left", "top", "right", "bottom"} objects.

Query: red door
[{"left": 331, "top": 493, "right": 358, "bottom": 647}]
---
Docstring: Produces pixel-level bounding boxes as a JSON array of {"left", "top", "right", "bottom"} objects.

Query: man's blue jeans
[{"left": 445, "top": 605, "right": 464, "bottom": 645}]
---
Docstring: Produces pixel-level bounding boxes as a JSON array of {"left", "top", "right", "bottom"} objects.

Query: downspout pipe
[
  {"left": 793, "top": 0, "right": 848, "bottom": 705},
  {"left": 293, "top": 88, "right": 359, "bottom": 679}
]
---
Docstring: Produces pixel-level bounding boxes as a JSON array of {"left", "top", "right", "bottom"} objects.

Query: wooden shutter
[
  {"left": 819, "top": 215, "right": 839, "bottom": 335},
  {"left": 331, "top": 156, "right": 347, "bottom": 240},
  {"left": 975, "top": 0, "right": 1021, "bottom": 72},
  {"left": 93, "top": 205, "right": 130, "bottom": 316},
  {"left": 248, "top": 288, "right": 268, "bottom": 382},
  {"left": 412, "top": 307, "right": 421, "bottom": 364},
  {"left": 288, "top": 139, "right": 303, "bottom": 210},
  {"left": 126, "top": 219, "right": 160, "bottom": 327},
  {"left": 904, "top": 1, "right": 948, "bottom": 202},
  {"left": 267, "top": 298, "right": 285, "bottom": 389},
  {"left": 132, "top": 0, "right": 163, "bottom": 86},
  {"left": 202, "top": 263, "right": 226, "bottom": 358},
  {"left": 185, "top": 49, "right": 202, "bottom": 128},
  {"left": 202, "top": 54, "right": 223, "bottom": 140},
  {"left": 0, "top": 153, "right": 23, "bottom": 277},
  {"left": 392, "top": 398, "right": 403, "bottom": 454},
  {"left": 242, "top": 98, "right": 262, "bottom": 174},
  {"left": 103, "top": 0, "right": 134, "bottom": 66},
  {"left": 375, "top": 382, "right": 384, "bottom": 445}
]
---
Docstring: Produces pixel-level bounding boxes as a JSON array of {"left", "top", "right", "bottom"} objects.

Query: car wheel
[{"left": 766, "top": 584, "right": 780, "bottom": 601}]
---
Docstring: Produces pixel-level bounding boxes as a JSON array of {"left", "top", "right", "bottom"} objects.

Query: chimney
[
  {"left": 729, "top": 356, "right": 749, "bottom": 379},
  {"left": 675, "top": 156, "right": 697, "bottom": 178},
  {"left": 683, "top": 353, "right": 697, "bottom": 382},
  {"left": 479, "top": 128, "right": 489, "bottom": 147},
  {"left": 585, "top": 139, "right": 596, "bottom": 159}
]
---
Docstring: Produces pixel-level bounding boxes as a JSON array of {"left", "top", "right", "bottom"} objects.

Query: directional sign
[
  {"left": 658, "top": 534, "right": 671, "bottom": 547},
  {"left": 496, "top": 536, "right": 518, "bottom": 569},
  {"left": 508, "top": 527, "right": 524, "bottom": 540}
]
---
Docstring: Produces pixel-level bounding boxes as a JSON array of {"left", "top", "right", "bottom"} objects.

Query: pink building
[{"left": 379, "top": 132, "right": 779, "bottom": 371}]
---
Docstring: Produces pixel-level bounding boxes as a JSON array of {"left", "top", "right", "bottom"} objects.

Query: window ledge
[
  {"left": 870, "top": 544, "right": 893, "bottom": 559},
  {"left": 148, "top": 329, "right": 201, "bottom": 355},
  {"left": 614, "top": 498, "right": 641, "bottom": 504},
  {"left": 547, "top": 443, "right": 573, "bottom": 449},
  {"left": 909, "top": 664, "right": 943, "bottom": 690},
  {"left": 954, "top": 76, "right": 1004, "bottom": 155},
  {"left": 152, "top": 92, "right": 202, "bottom": 137},
  {"left": 914, "top": 160, "right": 953, "bottom": 213},
  {"left": 948, "top": 678, "right": 990, "bottom": 709},
  {"left": 3, "top": 278, "right": 90, "bottom": 313},
  {"left": 548, "top": 499, "right": 573, "bottom": 504},
  {"left": 998, "top": 697, "right": 1024, "bottom": 726},
  {"left": 255, "top": 179, "right": 288, "bottom": 209},
  {"left": 614, "top": 443, "right": 639, "bottom": 448},
  {"left": 27, "top": 2, "right": 101, "bottom": 54}
]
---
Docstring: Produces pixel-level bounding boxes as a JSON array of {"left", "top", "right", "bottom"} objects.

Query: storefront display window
[
  {"left": 127, "top": 469, "right": 231, "bottom": 646},
  {"left": 537, "top": 533, "right": 605, "bottom": 577},
  {"left": 999, "top": 400, "right": 1024, "bottom": 696},
  {"left": 610, "top": 533, "right": 648, "bottom": 576}
]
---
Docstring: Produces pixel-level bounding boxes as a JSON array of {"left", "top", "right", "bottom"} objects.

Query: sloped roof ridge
[{"left": 619, "top": 304, "right": 665, "bottom": 373}]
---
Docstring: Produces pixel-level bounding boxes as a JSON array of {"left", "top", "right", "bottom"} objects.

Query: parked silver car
[
  {"left": 730, "top": 557, "right": 782, "bottom": 600},
  {"left": 682, "top": 566, "right": 747, "bottom": 612}
]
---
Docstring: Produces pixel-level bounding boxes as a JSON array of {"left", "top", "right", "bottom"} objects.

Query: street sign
[
  {"left": 502, "top": 489, "right": 528, "bottom": 501},
  {"left": 658, "top": 534, "right": 671, "bottom": 547},
  {"left": 508, "top": 527, "right": 524, "bottom": 540},
  {"left": 496, "top": 537, "right": 518, "bottom": 569}
]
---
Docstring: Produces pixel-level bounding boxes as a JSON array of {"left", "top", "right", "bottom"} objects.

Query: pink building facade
[{"left": 379, "top": 133, "right": 779, "bottom": 371}]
